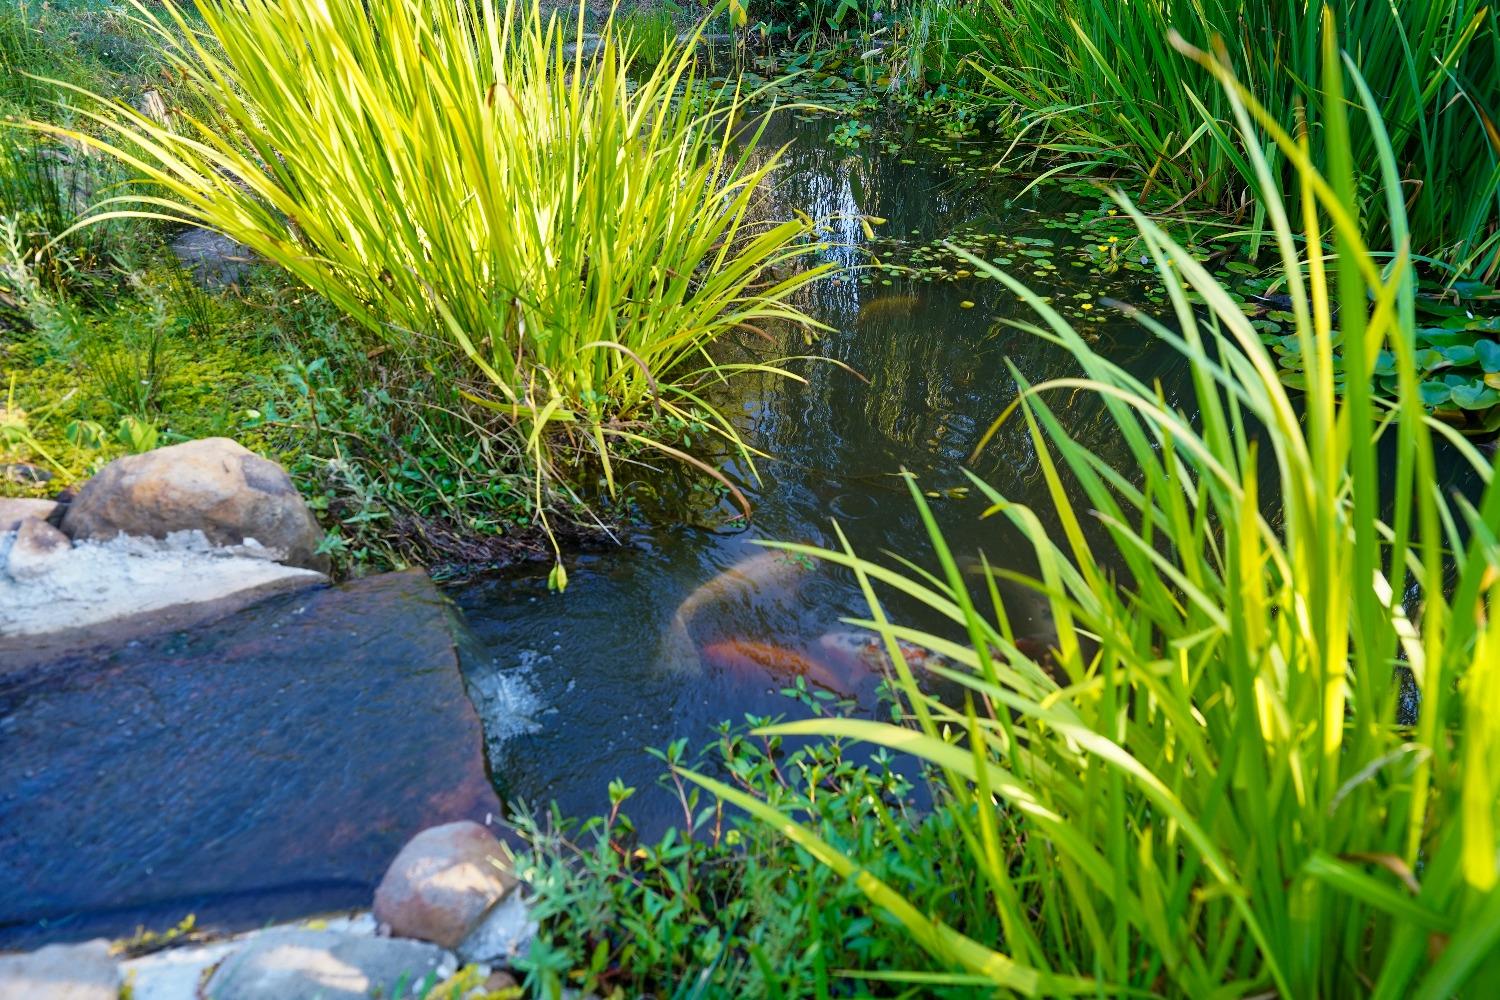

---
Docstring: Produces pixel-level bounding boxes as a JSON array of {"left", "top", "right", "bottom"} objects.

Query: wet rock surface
[
  {"left": 61, "top": 437, "right": 328, "bottom": 572},
  {"left": 0, "top": 570, "right": 500, "bottom": 948}
]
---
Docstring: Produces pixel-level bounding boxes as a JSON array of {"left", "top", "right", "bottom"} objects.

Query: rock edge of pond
[{"left": 0, "top": 439, "right": 526, "bottom": 961}]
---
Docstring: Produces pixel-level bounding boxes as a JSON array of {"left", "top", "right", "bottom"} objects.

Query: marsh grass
[
  {"left": 686, "top": 18, "right": 1500, "bottom": 996},
  {"left": 41, "top": 0, "right": 835, "bottom": 582},
  {"left": 946, "top": 0, "right": 1500, "bottom": 279}
]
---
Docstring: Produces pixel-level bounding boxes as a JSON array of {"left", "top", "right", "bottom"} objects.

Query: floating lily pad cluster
[{"left": 1261, "top": 297, "right": 1500, "bottom": 435}]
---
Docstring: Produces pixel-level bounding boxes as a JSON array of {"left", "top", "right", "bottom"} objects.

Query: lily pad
[
  {"left": 1418, "top": 381, "right": 1452, "bottom": 406},
  {"left": 1450, "top": 383, "right": 1500, "bottom": 410}
]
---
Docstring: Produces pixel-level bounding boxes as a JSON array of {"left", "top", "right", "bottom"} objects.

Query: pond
[
  {"left": 449, "top": 105, "right": 1165, "bottom": 827},
  {"left": 449, "top": 105, "right": 1486, "bottom": 832}
]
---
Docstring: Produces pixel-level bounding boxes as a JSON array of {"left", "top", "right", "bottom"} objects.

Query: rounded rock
[
  {"left": 60, "top": 438, "right": 327, "bottom": 571},
  {"left": 373, "top": 821, "right": 518, "bottom": 949}
]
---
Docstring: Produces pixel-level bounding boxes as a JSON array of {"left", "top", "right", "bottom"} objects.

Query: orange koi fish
[{"left": 700, "top": 638, "right": 851, "bottom": 696}]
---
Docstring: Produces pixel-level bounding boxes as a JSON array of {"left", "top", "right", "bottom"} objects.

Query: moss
[{"left": 1, "top": 258, "right": 289, "bottom": 493}]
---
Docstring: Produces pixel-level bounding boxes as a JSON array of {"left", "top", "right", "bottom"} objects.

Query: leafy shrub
[
  {"left": 512, "top": 719, "right": 997, "bottom": 998},
  {"left": 49, "top": 0, "right": 834, "bottom": 581},
  {"left": 687, "top": 21, "right": 1500, "bottom": 997}
]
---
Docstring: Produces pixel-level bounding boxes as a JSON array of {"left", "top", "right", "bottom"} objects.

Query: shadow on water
[{"left": 449, "top": 108, "right": 1487, "bottom": 832}]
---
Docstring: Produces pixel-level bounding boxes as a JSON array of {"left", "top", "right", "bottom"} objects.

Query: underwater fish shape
[
  {"left": 856, "top": 294, "right": 921, "bottom": 326},
  {"left": 814, "top": 630, "right": 952, "bottom": 679},
  {"left": 699, "top": 638, "right": 852, "bottom": 696},
  {"left": 816, "top": 629, "right": 1058, "bottom": 683},
  {"left": 658, "top": 549, "right": 817, "bottom": 672}
]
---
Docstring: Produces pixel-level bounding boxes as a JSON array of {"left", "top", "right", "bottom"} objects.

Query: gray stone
[
  {"left": 374, "top": 822, "right": 518, "bottom": 949},
  {"left": 134, "top": 88, "right": 169, "bottom": 126},
  {"left": 4, "top": 517, "right": 71, "bottom": 582},
  {"left": 123, "top": 914, "right": 376, "bottom": 1000},
  {"left": 0, "top": 498, "right": 58, "bottom": 533},
  {"left": 61, "top": 438, "right": 328, "bottom": 572},
  {"left": 170, "top": 228, "right": 253, "bottom": 288},
  {"left": 456, "top": 893, "right": 535, "bottom": 965},
  {"left": 0, "top": 939, "right": 120, "bottom": 1000},
  {"left": 202, "top": 930, "right": 451, "bottom": 1000},
  {"left": 0, "top": 463, "right": 52, "bottom": 485}
]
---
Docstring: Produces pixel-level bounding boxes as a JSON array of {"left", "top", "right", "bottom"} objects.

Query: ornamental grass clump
[
  {"left": 39, "top": 0, "right": 830, "bottom": 580},
  {"left": 687, "top": 18, "right": 1500, "bottom": 997}
]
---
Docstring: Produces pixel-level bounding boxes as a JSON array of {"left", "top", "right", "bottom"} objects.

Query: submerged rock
[
  {"left": 374, "top": 821, "right": 518, "bottom": 950},
  {"left": 0, "top": 570, "right": 500, "bottom": 947},
  {"left": 61, "top": 437, "right": 328, "bottom": 572},
  {"left": 202, "top": 930, "right": 452, "bottom": 1000},
  {"left": 0, "top": 939, "right": 119, "bottom": 1000}
]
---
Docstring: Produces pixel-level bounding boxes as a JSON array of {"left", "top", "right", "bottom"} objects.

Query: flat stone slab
[
  {"left": 0, "top": 939, "right": 119, "bottom": 1000},
  {"left": 0, "top": 571, "right": 500, "bottom": 948},
  {"left": 203, "top": 929, "right": 452, "bottom": 1000},
  {"left": 122, "top": 912, "right": 375, "bottom": 1000},
  {"left": 0, "top": 529, "right": 327, "bottom": 642}
]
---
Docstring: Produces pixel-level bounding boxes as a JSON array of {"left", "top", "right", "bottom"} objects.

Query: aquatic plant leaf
[
  {"left": 1418, "top": 380, "right": 1453, "bottom": 406},
  {"left": 1449, "top": 383, "right": 1500, "bottom": 410},
  {"left": 1443, "top": 344, "right": 1478, "bottom": 366}
]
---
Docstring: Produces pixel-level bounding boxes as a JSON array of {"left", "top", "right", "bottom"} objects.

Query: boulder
[
  {"left": 4, "top": 517, "right": 71, "bottom": 582},
  {"left": 374, "top": 821, "right": 519, "bottom": 949},
  {"left": 0, "top": 498, "right": 57, "bottom": 533},
  {"left": 202, "top": 930, "right": 451, "bottom": 1000},
  {"left": 61, "top": 438, "right": 328, "bottom": 571},
  {"left": 0, "top": 939, "right": 119, "bottom": 1000}
]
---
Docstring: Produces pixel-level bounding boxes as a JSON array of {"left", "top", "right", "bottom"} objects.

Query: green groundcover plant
[
  {"left": 684, "top": 18, "right": 1500, "bottom": 997},
  {"left": 36, "top": 0, "right": 834, "bottom": 583}
]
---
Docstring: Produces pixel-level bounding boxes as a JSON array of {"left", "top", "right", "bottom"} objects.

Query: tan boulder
[
  {"left": 373, "top": 821, "right": 519, "bottom": 949},
  {"left": 60, "top": 438, "right": 327, "bottom": 571},
  {"left": 5, "top": 517, "right": 71, "bottom": 581},
  {"left": 0, "top": 497, "right": 58, "bottom": 533}
]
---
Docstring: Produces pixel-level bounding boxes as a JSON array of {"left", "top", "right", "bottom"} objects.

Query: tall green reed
[
  {"left": 946, "top": 0, "right": 1500, "bottom": 279},
  {"left": 35, "top": 0, "right": 831, "bottom": 583},
  {"left": 687, "top": 17, "right": 1500, "bottom": 995}
]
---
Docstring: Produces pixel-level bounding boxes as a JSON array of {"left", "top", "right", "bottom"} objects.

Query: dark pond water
[{"left": 449, "top": 108, "right": 1487, "bottom": 831}]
